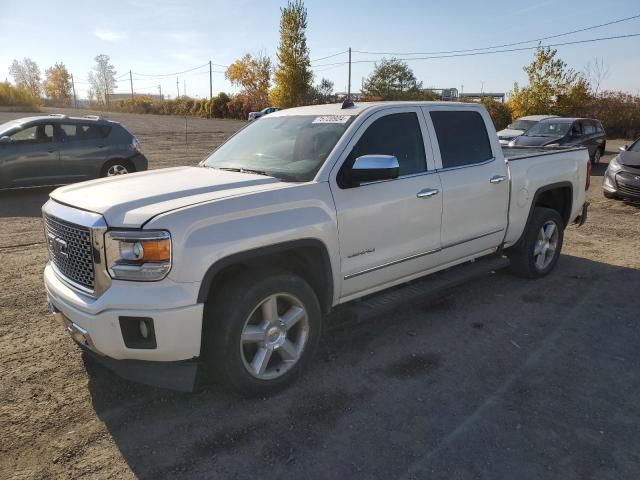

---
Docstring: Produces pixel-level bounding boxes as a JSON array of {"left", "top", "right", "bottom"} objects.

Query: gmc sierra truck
[{"left": 43, "top": 101, "right": 590, "bottom": 394}]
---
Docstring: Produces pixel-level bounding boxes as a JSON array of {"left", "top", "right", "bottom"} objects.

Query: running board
[{"left": 333, "top": 254, "right": 510, "bottom": 323}]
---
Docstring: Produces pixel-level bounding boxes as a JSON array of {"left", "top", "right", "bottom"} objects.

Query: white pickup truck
[{"left": 43, "top": 101, "right": 590, "bottom": 394}]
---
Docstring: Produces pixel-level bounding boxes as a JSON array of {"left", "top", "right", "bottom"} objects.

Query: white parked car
[
  {"left": 248, "top": 107, "right": 281, "bottom": 121},
  {"left": 497, "top": 115, "right": 558, "bottom": 145},
  {"left": 43, "top": 101, "right": 590, "bottom": 395}
]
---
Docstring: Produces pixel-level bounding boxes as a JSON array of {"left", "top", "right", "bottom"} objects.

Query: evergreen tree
[{"left": 270, "top": 0, "right": 313, "bottom": 108}]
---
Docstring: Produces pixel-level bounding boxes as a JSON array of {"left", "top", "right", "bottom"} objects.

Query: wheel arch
[
  {"left": 197, "top": 238, "right": 334, "bottom": 315},
  {"left": 514, "top": 182, "right": 573, "bottom": 248}
]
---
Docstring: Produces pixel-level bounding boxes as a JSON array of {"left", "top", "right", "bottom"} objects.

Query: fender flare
[{"left": 196, "top": 238, "right": 334, "bottom": 311}]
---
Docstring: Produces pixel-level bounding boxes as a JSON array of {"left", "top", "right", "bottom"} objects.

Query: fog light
[{"left": 139, "top": 318, "right": 149, "bottom": 339}]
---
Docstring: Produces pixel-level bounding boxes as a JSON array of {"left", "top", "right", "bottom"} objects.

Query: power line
[
  {"left": 310, "top": 50, "right": 348, "bottom": 63},
  {"left": 313, "top": 32, "right": 640, "bottom": 67},
  {"left": 353, "top": 13, "right": 640, "bottom": 56},
  {"left": 133, "top": 62, "right": 209, "bottom": 77}
]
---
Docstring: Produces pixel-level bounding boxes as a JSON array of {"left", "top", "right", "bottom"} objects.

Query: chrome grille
[{"left": 44, "top": 214, "right": 95, "bottom": 290}]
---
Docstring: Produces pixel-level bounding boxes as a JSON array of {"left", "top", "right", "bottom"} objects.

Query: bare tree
[
  {"left": 585, "top": 57, "right": 610, "bottom": 96},
  {"left": 9, "top": 57, "right": 41, "bottom": 97},
  {"left": 87, "top": 54, "right": 117, "bottom": 106}
]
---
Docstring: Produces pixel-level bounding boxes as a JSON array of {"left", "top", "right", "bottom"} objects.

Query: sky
[{"left": 0, "top": 0, "right": 639, "bottom": 100}]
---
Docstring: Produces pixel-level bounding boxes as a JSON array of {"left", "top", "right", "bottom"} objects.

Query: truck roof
[{"left": 269, "top": 101, "right": 482, "bottom": 118}]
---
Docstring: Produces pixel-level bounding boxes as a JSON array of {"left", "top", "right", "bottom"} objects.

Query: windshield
[
  {"left": 202, "top": 115, "right": 354, "bottom": 182},
  {"left": 507, "top": 119, "right": 536, "bottom": 131},
  {"left": 523, "top": 121, "right": 571, "bottom": 138},
  {"left": 0, "top": 120, "right": 20, "bottom": 136},
  {"left": 628, "top": 138, "right": 640, "bottom": 152}
]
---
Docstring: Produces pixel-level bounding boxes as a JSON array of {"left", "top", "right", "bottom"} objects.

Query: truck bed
[{"left": 502, "top": 145, "right": 587, "bottom": 161}]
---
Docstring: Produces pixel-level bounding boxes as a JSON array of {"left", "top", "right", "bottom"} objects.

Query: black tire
[
  {"left": 591, "top": 148, "right": 602, "bottom": 165},
  {"left": 100, "top": 159, "right": 134, "bottom": 177},
  {"left": 508, "top": 207, "right": 564, "bottom": 279},
  {"left": 203, "top": 269, "right": 322, "bottom": 396}
]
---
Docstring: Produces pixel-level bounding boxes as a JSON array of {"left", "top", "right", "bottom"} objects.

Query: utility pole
[
  {"left": 347, "top": 47, "right": 352, "bottom": 99},
  {"left": 176, "top": 77, "right": 180, "bottom": 98},
  {"left": 71, "top": 73, "right": 77, "bottom": 109},
  {"left": 129, "top": 70, "right": 134, "bottom": 105},
  {"left": 209, "top": 60, "right": 213, "bottom": 101},
  {"left": 158, "top": 84, "right": 162, "bottom": 101},
  {"left": 184, "top": 79, "right": 186, "bottom": 98}
]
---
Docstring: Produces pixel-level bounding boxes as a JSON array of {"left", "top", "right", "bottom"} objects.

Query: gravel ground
[{"left": 1, "top": 110, "right": 639, "bottom": 479}]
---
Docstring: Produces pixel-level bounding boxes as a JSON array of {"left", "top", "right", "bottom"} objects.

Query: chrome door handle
[
  {"left": 490, "top": 175, "right": 506, "bottom": 184},
  {"left": 416, "top": 188, "right": 440, "bottom": 199}
]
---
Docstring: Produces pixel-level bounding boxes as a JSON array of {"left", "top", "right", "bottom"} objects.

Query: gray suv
[{"left": 0, "top": 114, "right": 148, "bottom": 189}]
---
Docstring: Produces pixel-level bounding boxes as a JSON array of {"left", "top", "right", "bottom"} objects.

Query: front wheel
[
  {"left": 508, "top": 207, "right": 564, "bottom": 278},
  {"left": 203, "top": 270, "right": 322, "bottom": 395}
]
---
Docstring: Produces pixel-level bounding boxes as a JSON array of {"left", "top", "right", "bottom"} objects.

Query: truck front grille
[{"left": 44, "top": 214, "right": 95, "bottom": 291}]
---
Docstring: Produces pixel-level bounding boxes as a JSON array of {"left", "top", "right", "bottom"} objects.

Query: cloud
[{"left": 94, "top": 30, "right": 127, "bottom": 42}]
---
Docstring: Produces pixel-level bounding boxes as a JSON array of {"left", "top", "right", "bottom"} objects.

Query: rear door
[
  {"left": 4, "top": 122, "right": 62, "bottom": 187},
  {"left": 424, "top": 107, "right": 508, "bottom": 264},
  {"left": 57, "top": 123, "right": 109, "bottom": 182},
  {"left": 330, "top": 107, "right": 443, "bottom": 298}
]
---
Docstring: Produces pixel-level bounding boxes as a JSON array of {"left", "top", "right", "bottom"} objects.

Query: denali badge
[{"left": 48, "top": 234, "right": 68, "bottom": 257}]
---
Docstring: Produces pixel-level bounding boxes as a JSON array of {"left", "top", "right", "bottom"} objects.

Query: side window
[
  {"left": 9, "top": 124, "right": 53, "bottom": 144},
  {"left": 348, "top": 112, "right": 427, "bottom": 176},
  {"left": 571, "top": 122, "right": 582, "bottom": 136},
  {"left": 596, "top": 122, "right": 604, "bottom": 133},
  {"left": 59, "top": 123, "right": 82, "bottom": 142},
  {"left": 79, "top": 124, "right": 111, "bottom": 139},
  {"left": 430, "top": 111, "right": 493, "bottom": 169},
  {"left": 582, "top": 122, "right": 595, "bottom": 135}
]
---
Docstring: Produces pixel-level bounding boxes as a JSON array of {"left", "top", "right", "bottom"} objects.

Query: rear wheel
[
  {"left": 203, "top": 269, "right": 322, "bottom": 395},
  {"left": 591, "top": 148, "right": 602, "bottom": 165},
  {"left": 508, "top": 207, "right": 564, "bottom": 278},
  {"left": 101, "top": 160, "right": 133, "bottom": 177}
]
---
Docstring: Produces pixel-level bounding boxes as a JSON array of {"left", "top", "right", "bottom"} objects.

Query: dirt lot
[{"left": 1, "top": 110, "right": 639, "bottom": 479}]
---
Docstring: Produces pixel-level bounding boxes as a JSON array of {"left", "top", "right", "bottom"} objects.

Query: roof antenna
[{"left": 341, "top": 97, "right": 354, "bottom": 109}]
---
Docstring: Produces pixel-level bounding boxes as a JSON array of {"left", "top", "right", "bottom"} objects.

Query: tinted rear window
[{"left": 430, "top": 111, "right": 493, "bottom": 168}]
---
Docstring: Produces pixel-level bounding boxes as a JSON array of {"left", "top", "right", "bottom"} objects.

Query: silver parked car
[
  {"left": 0, "top": 114, "right": 147, "bottom": 189},
  {"left": 248, "top": 107, "right": 281, "bottom": 121}
]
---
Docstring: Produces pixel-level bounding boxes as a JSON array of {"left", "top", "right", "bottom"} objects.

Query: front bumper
[
  {"left": 604, "top": 168, "right": 640, "bottom": 200},
  {"left": 45, "top": 264, "right": 204, "bottom": 391}
]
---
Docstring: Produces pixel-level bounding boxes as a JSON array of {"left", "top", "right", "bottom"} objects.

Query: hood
[
  {"left": 50, "top": 166, "right": 289, "bottom": 227},
  {"left": 496, "top": 128, "right": 524, "bottom": 138},
  {"left": 512, "top": 135, "right": 562, "bottom": 147},
  {"left": 617, "top": 150, "right": 640, "bottom": 167}
]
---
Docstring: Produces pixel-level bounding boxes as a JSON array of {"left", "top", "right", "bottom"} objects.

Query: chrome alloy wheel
[
  {"left": 107, "top": 164, "right": 129, "bottom": 176},
  {"left": 240, "top": 293, "right": 310, "bottom": 380},
  {"left": 533, "top": 220, "right": 559, "bottom": 271}
]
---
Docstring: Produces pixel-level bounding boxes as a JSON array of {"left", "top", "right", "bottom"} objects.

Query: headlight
[
  {"left": 608, "top": 156, "right": 622, "bottom": 172},
  {"left": 508, "top": 139, "right": 516, "bottom": 146},
  {"left": 105, "top": 230, "right": 171, "bottom": 281}
]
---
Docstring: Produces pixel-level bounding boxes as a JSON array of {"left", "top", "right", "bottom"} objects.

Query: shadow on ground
[
  {"left": 0, "top": 187, "right": 54, "bottom": 218},
  {"left": 86, "top": 254, "right": 640, "bottom": 480}
]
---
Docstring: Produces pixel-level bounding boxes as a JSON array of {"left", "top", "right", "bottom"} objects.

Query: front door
[
  {"left": 425, "top": 107, "right": 509, "bottom": 264},
  {"left": 330, "top": 108, "right": 443, "bottom": 299},
  {"left": 5, "top": 123, "right": 61, "bottom": 187}
]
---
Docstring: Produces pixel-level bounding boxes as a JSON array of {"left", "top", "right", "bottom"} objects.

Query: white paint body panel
[{"left": 43, "top": 101, "right": 588, "bottom": 363}]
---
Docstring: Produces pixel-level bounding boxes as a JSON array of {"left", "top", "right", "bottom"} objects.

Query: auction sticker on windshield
[{"left": 312, "top": 115, "right": 351, "bottom": 124}]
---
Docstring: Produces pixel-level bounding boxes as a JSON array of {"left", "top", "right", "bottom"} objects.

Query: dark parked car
[
  {"left": 247, "top": 107, "right": 281, "bottom": 121},
  {"left": 510, "top": 117, "right": 606, "bottom": 165},
  {"left": 0, "top": 114, "right": 147, "bottom": 189},
  {"left": 603, "top": 138, "right": 640, "bottom": 201}
]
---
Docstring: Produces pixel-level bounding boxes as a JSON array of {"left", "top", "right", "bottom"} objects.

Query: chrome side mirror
[
  {"left": 350, "top": 155, "right": 400, "bottom": 185},
  {"left": 619, "top": 145, "right": 628, "bottom": 152}
]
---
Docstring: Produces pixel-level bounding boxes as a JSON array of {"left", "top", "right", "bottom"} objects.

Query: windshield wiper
[{"left": 212, "top": 166, "right": 274, "bottom": 177}]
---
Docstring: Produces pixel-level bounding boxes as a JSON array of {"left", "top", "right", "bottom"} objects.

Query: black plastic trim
[
  {"left": 514, "top": 181, "right": 573, "bottom": 247},
  {"left": 196, "top": 238, "right": 334, "bottom": 312}
]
